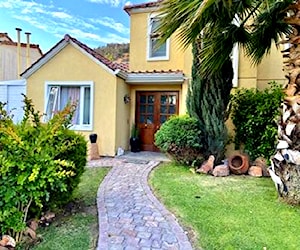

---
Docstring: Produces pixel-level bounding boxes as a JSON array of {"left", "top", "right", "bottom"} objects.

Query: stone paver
[{"left": 91, "top": 156, "right": 193, "bottom": 250}]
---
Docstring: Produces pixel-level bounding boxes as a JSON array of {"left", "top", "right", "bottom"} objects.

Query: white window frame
[
  {"left": 147, "top": 14, "right": 170, "bottom": 61},
  {"left": 44, "top": 81, "right": 94, "bottom": 131}
]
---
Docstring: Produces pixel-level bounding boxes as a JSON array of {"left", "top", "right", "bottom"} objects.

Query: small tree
[
  {"left": 231, "top": 82, "right": 284, "bottom": 160},
  {"left": 187, "top": 40, "right": 233, "bottom": 163}
]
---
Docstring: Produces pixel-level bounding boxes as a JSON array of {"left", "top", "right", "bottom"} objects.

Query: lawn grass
[
  {"left": 31, "top": 167, "right": 110, "bottom": 250},
  {"left": 150, "top": 162, "right": 300, "bottom": 250}
]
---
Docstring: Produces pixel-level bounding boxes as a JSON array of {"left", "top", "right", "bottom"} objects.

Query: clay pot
[{"left": 228, "top": 153, "right": 249, "bottom": 175}]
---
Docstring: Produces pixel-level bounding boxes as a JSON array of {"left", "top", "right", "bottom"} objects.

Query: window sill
[
  {"left": 147, "top": 56, "right": 169, "bottom": 61},
  {"left": 70, "top": 125, "right": 93, "bottom": 131}
]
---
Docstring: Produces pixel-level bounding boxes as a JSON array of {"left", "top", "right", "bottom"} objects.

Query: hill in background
[{"left": 95, "top": 43, "right": 129, "bottom": 64}]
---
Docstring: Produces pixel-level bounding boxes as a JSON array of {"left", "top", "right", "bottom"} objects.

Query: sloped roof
[
  {"left": 21, "top": 34, "right": 128, "bottom": 78},
  {"left": 0, "top": 33, "right": 13, "bottom": 42},
  {"left": 0, "top": 32, "right": 43, "bottom": 55},
  {"left": 124, "top": 0, "right": 162, "bottom": 15}
]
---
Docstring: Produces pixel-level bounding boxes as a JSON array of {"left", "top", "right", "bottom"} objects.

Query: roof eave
[
  {"left": 126, "top": 72, "right": 185, "bottom": 85},
  {"left": 124, "top": 6, "right": 158, "bottom": 15},
  {"left": 115, "top": 69, "right": 128, "bottom": 80}
]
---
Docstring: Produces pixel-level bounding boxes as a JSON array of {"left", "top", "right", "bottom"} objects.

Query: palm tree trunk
[{"left": 272, "top": 1, "right": 300, "bottom": 204}]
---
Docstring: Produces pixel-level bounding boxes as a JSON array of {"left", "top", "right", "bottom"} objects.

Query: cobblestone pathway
[{"left": 91, "top": 158, "right": 193, "bottom": 250}]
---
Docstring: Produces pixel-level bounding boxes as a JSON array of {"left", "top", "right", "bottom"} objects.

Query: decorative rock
[
  {"left": 24, "top": 227, "right": 37, "bottom": 239},
  {"left": 40, "top": 211, "right": 55, "bottom": 226},
  {"left": 0, "top": 235, "right": 16, "bottom": 248},
  {"left": 212, "top": 164, "right": 229, "bottom": 177},
  {"left": 196, "top": 155, "right": 215, "bottom": 174},
  {"left": 28, "top": 219, "right": 39, "bottom": 231},
  {"left": 248, "top": 166, "right": 263, "bottom": 177},
  {"left": 254, "top": 157, "right": 269, "bottom": 177}
]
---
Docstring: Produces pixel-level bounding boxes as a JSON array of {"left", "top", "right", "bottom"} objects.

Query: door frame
[{"left": 135, "top": 91, "right": 179, "bottom": 151}]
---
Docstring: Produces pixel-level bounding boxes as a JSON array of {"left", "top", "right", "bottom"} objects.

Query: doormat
[{"left": 124, "top": 159, "right": 149, "bottom": 165}]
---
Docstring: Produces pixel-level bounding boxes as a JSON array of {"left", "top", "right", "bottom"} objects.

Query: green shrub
[
  {"left": 0, "top": 96, "right": 87, "bottom": 241},
  {"left": 231, "top": 82, "right": 284, "bottom": 160},
  {"left": 155, "top": 115, "right": 204, "bottom": 165}
]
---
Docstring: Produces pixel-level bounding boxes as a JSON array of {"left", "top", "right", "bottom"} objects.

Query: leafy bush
[
  {"left": 0, "top": 96, "right": 87, "bottom": 241},
  {"left": 231, "top": 82, "right": 284, "bottom": 160},
  {"left": 155, "top": 115, "right": 204, "bottom": 165}
]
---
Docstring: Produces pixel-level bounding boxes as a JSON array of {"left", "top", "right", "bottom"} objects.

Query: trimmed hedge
[{"left": 155, "top": 115, "right": 204, "bottom": 165}]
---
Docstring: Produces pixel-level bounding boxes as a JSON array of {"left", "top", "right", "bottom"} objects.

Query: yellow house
[{"left": 23, "top": 1, "right": 285, "bottom": 157}]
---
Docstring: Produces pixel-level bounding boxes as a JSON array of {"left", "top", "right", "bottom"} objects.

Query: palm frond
[{"left": 245, "top": 0, "right": 293, "bottom": 65}]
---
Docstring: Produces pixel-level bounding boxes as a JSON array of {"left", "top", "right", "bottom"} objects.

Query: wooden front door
[{"left": 136, "top": 91, "right": 179, "bottom": 151}]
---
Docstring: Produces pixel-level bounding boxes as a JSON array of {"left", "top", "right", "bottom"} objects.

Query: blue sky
[{"left": 0, "top": 0, "right": 153, "bottom": 53}]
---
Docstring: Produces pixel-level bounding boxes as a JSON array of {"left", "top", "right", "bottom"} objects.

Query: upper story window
[
  {"left": 45, "top": 81, "right": 93, "bottom": 131},
  {"left": 147, "top": 15, "right": 170, "bottom": 61}
]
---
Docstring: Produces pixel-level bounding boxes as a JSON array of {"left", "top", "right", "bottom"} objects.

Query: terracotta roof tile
[
  {"left": 128, "top": 69, "right": 183, "bottom": 74},
  {"left": 0, "top": 32, "right": 13, "bottom": 42},
  {"left": 65, "top": 34, "right": 127, "bottom": 71},
  {"left": 124, "top": 0, "right": 162, "bottom": 14},
  {"left": 0, "top": 33, "right": 42, "bottom": 55}
]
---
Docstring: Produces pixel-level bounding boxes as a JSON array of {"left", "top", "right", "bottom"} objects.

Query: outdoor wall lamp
[{"left": 124, "top": 94, "right": 131, "bottom": 104}]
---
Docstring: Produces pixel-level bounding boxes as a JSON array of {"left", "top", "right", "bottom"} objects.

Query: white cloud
[
  {"left": 51, "top": 11, "right": 72, "bottom": 19},
  {"left": 69, "top": 28, "right": 129, "bottom": 44},
  {"left": 86, "top": 0, "right": 123, "bottom": 7},
  {"left": 12, "top": 15, "right": 48, "bottom": 32},
  {"left": 90, "top": 17, "right": 129, "bottom": 34},
  {"left": 2, "top": 0, "right": 130, "bottom": 50}
]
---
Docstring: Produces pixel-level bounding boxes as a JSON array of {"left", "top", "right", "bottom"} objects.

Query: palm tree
[{"left": 157, "top": 0, "right": 300, "bottom": 204}]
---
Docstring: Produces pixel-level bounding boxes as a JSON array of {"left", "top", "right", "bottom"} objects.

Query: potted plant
[{"left": 130, "top": 124, "right": 140, "bottom": 152}]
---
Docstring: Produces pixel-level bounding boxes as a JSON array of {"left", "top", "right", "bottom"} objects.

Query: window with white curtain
[
  {"left": 45, "top": 81, "right": 93, "bottom": 130},
  {"left": 147, "top": 15, "right": 170, "bottom": 60}
]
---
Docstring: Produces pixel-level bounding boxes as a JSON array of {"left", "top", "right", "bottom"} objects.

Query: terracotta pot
[{"left": 228, "top": 153, "right": 249, "bottom": 175}]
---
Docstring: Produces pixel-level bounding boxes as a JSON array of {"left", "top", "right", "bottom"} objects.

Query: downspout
[
  {"left": 16, "top": 28, "right": 22, "bottom": 79},
  {"left": 25, "top": 32, "right": 31, "bottom": 68}
]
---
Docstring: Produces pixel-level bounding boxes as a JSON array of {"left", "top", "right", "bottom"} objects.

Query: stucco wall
[
  {"left": 129, "top": 11, "right": 187, "bottom": 72},
  {"left": 26, "top": 44, "right": 119, "bottom": 156},
  {"left": 115, "top": 77, "right": 131, "bottom": 152},
  {"left": 128, "top": 8, "right": 286, "bottom": 90},
  {"left": 237, "top": 46, "right": 285, "bottom": 90}
]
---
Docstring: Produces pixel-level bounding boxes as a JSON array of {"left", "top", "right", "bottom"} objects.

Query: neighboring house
[
  {"left": 22, "top": 1, "right": 285, "bottom": 156},
  {"left": 0, "top": 31, "right": 43, "bottom": 122},
  {"left": 0, "top": 31, "right": 42, "bottom": 81},
  {"left": 0, "top": 79, "right": 26, "bottom": 123}
]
